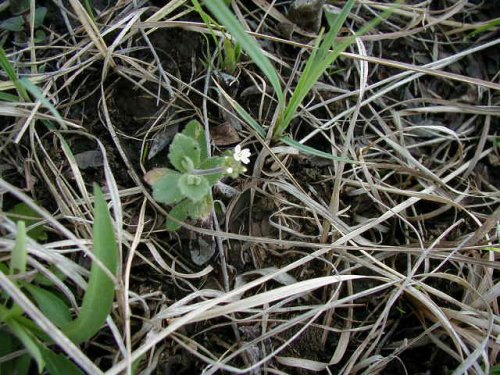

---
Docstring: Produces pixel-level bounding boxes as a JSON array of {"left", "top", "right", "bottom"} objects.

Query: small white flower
[
  {"left": 226, "top": 167, "right": 233, "bottom": 174},
  {"left": 233, "top": 145, "right": 251, "bottom": 164}
]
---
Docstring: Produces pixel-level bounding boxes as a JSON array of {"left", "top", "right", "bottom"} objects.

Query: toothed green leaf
[
  {"left": 153, "top": 171, "right": 184, "bottom": 204},
  {"left": 169, "top": 133, "right": 200, "bottom": 172}
]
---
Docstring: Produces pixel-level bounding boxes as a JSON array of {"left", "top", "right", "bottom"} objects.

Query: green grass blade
[
  {"left": 192, "top": 0, "right": 218, "bottom": 40},
  {"left": 215, "top": 82, "right": 266, "bottom": 137},
  {"left": 0, "top": 47, "right": 29, "bottom": 100},
  {"left": 281, "top": 136, "right": 357, "bottom": 163},
  {"left": 276, "top": 0, "right": 355, "bottom": 137},
  {"left": 62, "top": 184, "right": 118, "bottom": 344},
  {"left": 203, "top": 0, "right": 284, "bottom": 104},
  {"left": 0, "top": 91, "right": 20, "bottom": 102},
  {"left": 19, "top": 78, "right": 66, "bottom": 127},
  {"left": 82, "top": 0, "right": 96, "bottom": 22},
  {"left": 468, "top": 18, "right": 500, "bottom": 38},
  {"left": 6, "top": 319, "right": 45, "bottom": 373},
  {"left": 10, "top": 221, "right": 27, "bottom": 275},
  {"left": 275, "top": 1, "right": 398, "bottom": 138},
  {"left": 319, "top": 0, "right": 356, "bottom": 60}
]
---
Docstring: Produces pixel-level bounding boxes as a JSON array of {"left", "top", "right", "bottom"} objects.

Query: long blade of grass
[
  {"left": 277, "top": 1, "right": 398, "bottom": 138},
  {"left": 5, "top": 318, "right": 45, "bottom": 373},
  {"left": 0, "top": 47, "right": 29, "bottom": 100},
  {"left": 317, "top": 0, "right": 356, "bottom": 61},
  {"left": 62, "top": 184, "right": 118, "bottom": 344},
  {"left": 0, "top": 91, "right": 21, "bottom": 102},
  {"left": 276, "top": 0, "right": 356, "bottom": 136},
  {"left": 214, "top": 80, "right": 266, "bottom": 137},
  {"left": 19, "top": 78, "right": 65, "bottom": 127},
  {"left": 281, "top": 136, "right": 357, "bottom": 163},
  {"left": 203, "top": 0, "right": 284, "bottom": 104}
]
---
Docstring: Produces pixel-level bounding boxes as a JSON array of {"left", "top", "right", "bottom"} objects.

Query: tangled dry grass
[{"left": 0, "top": 0, "right": 499, "bottom": 374}]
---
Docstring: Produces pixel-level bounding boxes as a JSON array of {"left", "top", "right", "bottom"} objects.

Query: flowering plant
[{"left": 151, "top": 120, "right": 249, "bottom": 230}]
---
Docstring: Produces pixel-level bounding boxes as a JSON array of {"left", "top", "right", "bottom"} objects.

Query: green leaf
[
  {"left": 183, "top": 120, "right": 208, "bottom": 159},
  {"left": 10, "top": 0, "right": 30, "bottom": 14},
  {"left": 178, "top": 174, "right": 210, "bottom": 202},
  {"left": 9, "top": 202, "right": 48, "bottom": 241},
  {"left": 152, "top": 171, "right": 184, "bottom": 204},
  {"left": 188, "top": 195, "right": 212, "bottom": 220},
  {"left": 10, "top": 221, "right": 27, "bottom": 275},
  {"left": 0, "top": 261, "right": 9, "bottom": 274},
  {"left": 165, "top": 197, "right": 212, "bottom": 232},
  {"left": 468, "top": 18, "right": 500, "bottom": 38},
  {"left": 6, "top": 319, "right": 44, "bottom": 373},
  {"left": 199, "top": 156, "right": 225, "bottom": 186},
  {"left": 0, "top": 303, "right": 23, "bottom": 322},
  {"left": 40, "top": 346, "right": 85, "bottom": 375},
  {"left": 62, "top": 184, "right": 118, "bottom": 344},
  {"left": 274, "top": 0, "right": 398, "bottom": 138},
  {"left": 23, "top": 283, "right": 71, "bottom": 328},
  {"left": 35, "top": 29, "right": 47, "bottom": 43},
  {"left": 168, "top": 133, "right": 201, "bottom": 172},
  {"left": 0, "top": 16, "right": 24, "bottom": 32},
  {"left": 34, "top": 7, "right": 47, "bottom": 28},
  {"left": 7, "top": 313, "right": 48, "bottom": 341},
  {"left": 131, "top": 355, "right": 146, "bottom": 375},
  {"left": 166, "top": 199, "right": 191, "bottom": 231},
  {"left": 203, "top": 0, "right": 284, "bottom": 105},
  {"left": 483, "top": 247, "right": 500, "bottom": 253}
]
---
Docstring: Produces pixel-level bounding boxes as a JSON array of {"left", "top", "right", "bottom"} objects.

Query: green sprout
[
  {"left": 151, "top": 120, "right": 249, "bottom": 231},
  {"left": 0, "top": 1, "right": 48, "bottom": 43}
]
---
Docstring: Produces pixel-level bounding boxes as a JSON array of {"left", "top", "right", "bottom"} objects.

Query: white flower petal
[
  {"left": 233, "top": 145, "right": 251, "bottom": 164},
  {"left": 240, "top": 149, "right": 251, "bottom": 164}
]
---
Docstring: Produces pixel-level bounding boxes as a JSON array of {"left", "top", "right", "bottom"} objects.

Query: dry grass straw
[{"left": 0, "top": 0, "right": 498, "bottom": 374}]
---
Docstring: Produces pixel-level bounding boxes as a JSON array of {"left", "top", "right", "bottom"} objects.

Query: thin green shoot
[
  {"left": 83, "top": 0, "right": 96, "bottom": 22},
  {"left": 19, "top": 77, "right": 66, "bottom": 128},
  {"left": 0, "top": 47, "right": 29, "bottom": 100},
  {"left": 467, "top": 18, "right": 500, "bottom": 39},
  {"left": 202, "top": 0, "right": 285, "bottom": 105},
  {"left": 6, "top": 318, "right": 45, "bottom": 372},
  {"left": 192, "top": 0, "right": 241, "bottom": 74}
]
